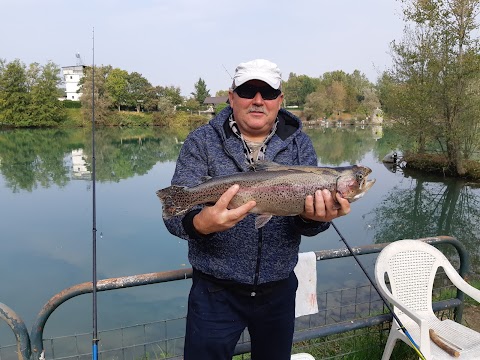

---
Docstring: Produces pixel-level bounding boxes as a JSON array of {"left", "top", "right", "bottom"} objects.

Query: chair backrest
[{"left": 375, "top": 240, "right": 451, "bottom": 314}]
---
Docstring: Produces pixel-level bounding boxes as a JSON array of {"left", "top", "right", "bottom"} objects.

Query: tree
[
  {"left": 357, "top": 88, "right": 381, "bottom": 119},
  {"left": 327, "top": 81, "right": 347, "bottom": 116},
  {"left": 185, "top": 98, "right": 200, "bottom": 112},
  {"left": 344, "top": 70, "right": 376, "bottom": 115},
  {"left": 216, "top": 90, "right": 229, "bottom": 97},
  {"left": 0, "top": 59, "right": 66, "bottom": 127},
  {"left": 79, "top": 65, "right": 113, "bottom": 125},
  {"left": 385, "top": 0, "right": 480, "bottom": 175},
  {"left": 28, "top": 61, "right": 66, "bottom": 126},
  {"left": 283, "top": 73, "right": 320, "bottom": 107},
  {"left": 191, "top": 78, "right": 210, "bottom": 104},
  {"left": 0, "top": 59, "right": 30, "bottom": 126},
  {"left": 127, "top": 72, "right": 153, "bottom": 112},
  {"left": 303, "top": 87, "right": 332, "bottom": 120},
  {"left": 283, "top": 73, "right": 301, "bottom": 106},
  {"left": 379, "top": 24, "right": 439, "bottom": 153},
  {"left": 152, "top": 97, "right": 175, "bottom": 127},
  {"left": 163, "top": 85, "right": 183, "bottom": 106},
  {"left": 105, "top": 68, "right": 129, "bottom": 111},
  {"left": 296, "top": 75, "right": 320, "bottom": 106}
]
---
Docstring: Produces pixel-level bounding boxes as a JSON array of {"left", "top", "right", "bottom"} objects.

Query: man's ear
[{"left": 228, "top": 91, "right": 235, "bottom": 108}]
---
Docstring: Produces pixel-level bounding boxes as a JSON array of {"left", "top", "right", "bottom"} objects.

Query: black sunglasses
[{"left": 234, "top": 84, "right": 282, "bottom": 100}]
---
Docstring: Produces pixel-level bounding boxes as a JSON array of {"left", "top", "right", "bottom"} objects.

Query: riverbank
[
  {"left": 404, "top": 153, "right": 480, "bottom": 182},
  {"left": 60, "top": 108, "right": 209, "bottom": 129}
]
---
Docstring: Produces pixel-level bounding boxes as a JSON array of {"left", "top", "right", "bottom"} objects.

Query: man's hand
[
  {"left": 300, "top": 189, "right": 351, "bottom": 223},
  {"left": 193, "top": 184, "right": 256, "bottom": 235}
]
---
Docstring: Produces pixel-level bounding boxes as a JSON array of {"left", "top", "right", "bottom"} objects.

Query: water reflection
[
  {"left": 305, "top": 125, "right": 381, "bottom": 165},
  {"left": 0, "top": 128, "right": 185, "bottom": 191},
  {"left": 71, "top": 149, "right": 90, "bottom": 179},
  {"left": 367, "top": 167, "right": 480, "bottom": 270},
  {"left": 0, "top": 125, "right": 390, "bottom": 189}
]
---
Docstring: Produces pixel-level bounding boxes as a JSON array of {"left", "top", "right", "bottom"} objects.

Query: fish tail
[{"left": 156, "top": 185, "right": 192, "bottom": 219}]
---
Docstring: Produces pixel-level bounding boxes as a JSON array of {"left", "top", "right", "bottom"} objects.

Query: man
[{"left": 163, "top": 59, "right": 350, "bottom": 359}]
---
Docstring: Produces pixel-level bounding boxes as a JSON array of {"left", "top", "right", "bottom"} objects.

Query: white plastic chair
[
  {"left": 374, "top": 239, "right": 480, "bottom": 359},
  {"left": 291, "top": 353, "right": 315, "bottom": 360}
]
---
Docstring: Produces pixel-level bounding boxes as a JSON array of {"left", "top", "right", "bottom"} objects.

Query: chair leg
[{"left": 381, "top": 329, "right": 399, "bottom": 360}]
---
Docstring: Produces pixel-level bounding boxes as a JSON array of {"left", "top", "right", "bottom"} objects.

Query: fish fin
[
  {"left": 251, "top": 161, "right": 317, "bottom": 173},
  {"left": 156, "top": 185, "right": 192, "bottom": 218},
  {"left": 250, "top": 161, "right": 282, "bottom": 172},
  {"left": 255, "top": 214, "right": 272, "bottom": 229},
  {"left": 200, "top": 175, "right": 212, "bottom": 182}
]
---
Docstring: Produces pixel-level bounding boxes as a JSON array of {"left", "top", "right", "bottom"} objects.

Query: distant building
[
  {"left": 200, "top": 96, "right": 228, "bottom": 118},
  {"left": 203, "top": 96, "right": 229, "bottom": 106},
  {"left": 62, "top": 65, "right": 86, "bottom": 101}
]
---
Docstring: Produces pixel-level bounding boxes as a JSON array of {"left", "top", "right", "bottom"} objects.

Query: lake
[{"left": 0, "top": 125, "right": 479, "bottom": 351}]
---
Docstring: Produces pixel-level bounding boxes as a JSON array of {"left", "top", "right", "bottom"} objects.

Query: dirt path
[{"left": 463, "top": 304, "right": 480, "bottom": 331}]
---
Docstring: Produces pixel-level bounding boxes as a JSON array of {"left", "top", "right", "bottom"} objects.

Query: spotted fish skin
[{"left": 156, "top": 163, "right": 375, "bottom": 223}]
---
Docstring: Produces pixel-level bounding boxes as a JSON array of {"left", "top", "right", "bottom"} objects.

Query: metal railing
[{"left": 0, "top": 236, "right": 469, "bottom": 360}]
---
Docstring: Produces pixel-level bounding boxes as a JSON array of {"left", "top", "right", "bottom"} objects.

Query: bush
[
  {"left": 107, "top": 112, "right": 152, "bottom": 127},
  {"left": 63, "top": 108, "right": 85, "bottom": 127},
  {"left": 215, "top": 103, "right": 228, "bottom": 114},
  {"left": 152, "top": 111, "right": 175, "bottom": 127},
  {"left": 63, "top": 100, "right": 82, "bottom": 109},
  {"left": 188, "top": 114, "right": 209, "bottom": 128}
]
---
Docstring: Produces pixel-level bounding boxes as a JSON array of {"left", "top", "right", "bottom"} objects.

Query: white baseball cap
[{"left": 232, "top": 59, "right": 282, "bottom": 90}]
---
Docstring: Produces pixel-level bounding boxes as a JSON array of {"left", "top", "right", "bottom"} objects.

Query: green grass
[
  {"left": 232, "top": 326, "right": 419, "bottom": 360},
  {"left": 432, "top": 278, "right": 480, "bottom": 305},
  {"left": 62, "top": 108, "right": 84, "bottom": 127},
  {"left": 292, "top": 327, "right": 417, "bottom": 360}
]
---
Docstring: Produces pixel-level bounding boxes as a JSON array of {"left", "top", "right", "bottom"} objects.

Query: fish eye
[{"left": 356, "top": 172, "right": 364, "bottom": 181}]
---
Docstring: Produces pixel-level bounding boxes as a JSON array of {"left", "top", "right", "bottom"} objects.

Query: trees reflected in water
[
  {"left": 305, "top": 125, "right": 378, "bottom": 165},
  {"left": 0, "top": 128, "right": 184, "bottom": 191},
  {"left": 1, "top": 125, "right": 384, "bottom": 192},
  {"left": 368, "top": 168, "right": 480, "bottom": 270}
]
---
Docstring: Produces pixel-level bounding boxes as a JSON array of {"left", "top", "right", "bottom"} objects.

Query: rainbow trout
[{"left": 157, "top": 162, "right": 375, "bottom": 228}]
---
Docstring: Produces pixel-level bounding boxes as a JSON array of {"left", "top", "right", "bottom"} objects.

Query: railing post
[{"left": 0, "top": 302, "right": 31, "bottom": 360}]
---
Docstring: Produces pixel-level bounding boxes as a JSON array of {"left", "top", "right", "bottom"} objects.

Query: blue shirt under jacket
[{"left": 163, "top": 106, "right": 330, "bottom": 285}]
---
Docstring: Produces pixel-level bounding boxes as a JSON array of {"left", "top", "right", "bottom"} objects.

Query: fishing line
[
  {"left": 91, "top": 27, "right": 99, "bottom": 360},
  {"left": 222, "top": 64, "right": 233, "bottom": 80},
  {"left": 330, "top": 221, "right": 426, "bottom": 360}
]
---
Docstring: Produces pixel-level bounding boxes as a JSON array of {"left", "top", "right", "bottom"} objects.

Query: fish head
[{"left": 337, "top": 166, "right": 376, "bottom": 202}]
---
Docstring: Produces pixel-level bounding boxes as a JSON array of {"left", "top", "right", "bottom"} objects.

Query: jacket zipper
[{"left": 251, "top": 228, "right": 263, "bottom": 296}]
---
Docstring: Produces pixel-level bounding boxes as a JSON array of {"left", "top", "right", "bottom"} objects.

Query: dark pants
[{"left": 184, "top": 270, "right": 298, "bottom": 360}]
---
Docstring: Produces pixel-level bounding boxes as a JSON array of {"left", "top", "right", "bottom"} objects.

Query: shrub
[{"left": 63, "top": 100, "right": 82, "bottom": 109}]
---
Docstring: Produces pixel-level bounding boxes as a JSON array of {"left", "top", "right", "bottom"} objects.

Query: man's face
[{"left": 228, "top": 80, "right": 284, "bottom": 141}]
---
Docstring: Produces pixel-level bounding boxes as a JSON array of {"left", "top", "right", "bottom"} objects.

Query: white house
[{"left": 62, "top": 65, "right": 85, "bottom": 101}]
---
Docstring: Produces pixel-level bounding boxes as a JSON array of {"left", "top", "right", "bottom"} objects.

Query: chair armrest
[
  {"left": 445, "top": 267, "right": 480, "bottom": 302},
  {"left": 383, "top": 293, "right": 426, "bottom": 327}
]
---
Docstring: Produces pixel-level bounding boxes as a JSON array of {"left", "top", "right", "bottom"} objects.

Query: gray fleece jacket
[{"left": 163, "top": 106, "right": 329, "bottom": 285}]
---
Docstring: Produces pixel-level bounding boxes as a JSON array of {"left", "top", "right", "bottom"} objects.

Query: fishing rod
[
  {"left": 91, "top": 27, "right": 99, "bottom": 360},
  {"left": 329, "top": 221, "right": 427, "bottom": 360}
]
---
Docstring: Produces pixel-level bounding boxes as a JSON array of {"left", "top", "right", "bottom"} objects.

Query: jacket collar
[{"left": 210, "top": 107, "right": 303, "bottom": 171}]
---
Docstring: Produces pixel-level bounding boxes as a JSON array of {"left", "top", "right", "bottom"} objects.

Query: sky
[{"left": 1, "top": 0, "right": 406, "bottom": 97}]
